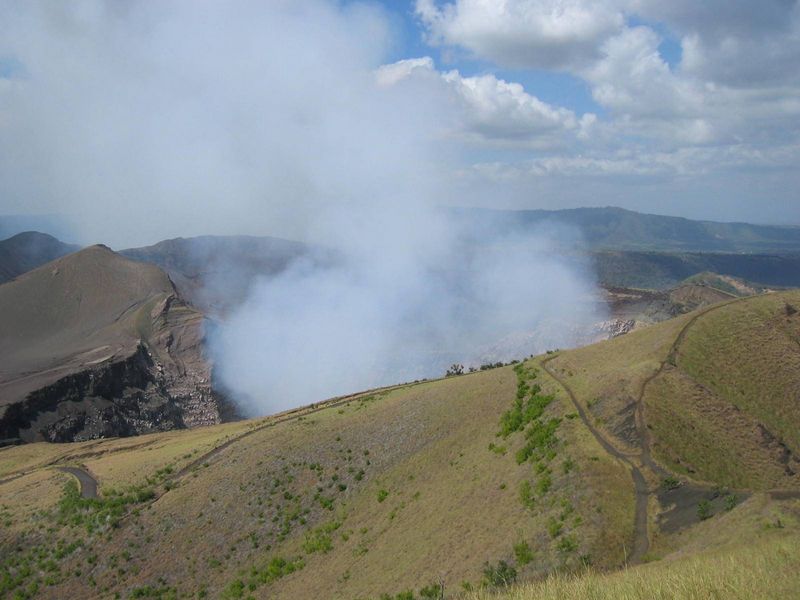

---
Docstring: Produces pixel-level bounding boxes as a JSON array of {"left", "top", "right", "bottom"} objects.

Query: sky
[
  {"left": 1, "top": 0, "right": 800, "bottom": 245},
  {"left": 374, "top": 0, "right": 800, "bottom": 225}
]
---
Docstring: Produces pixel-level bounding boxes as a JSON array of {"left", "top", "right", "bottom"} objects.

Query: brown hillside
[{"left": 0, "top": 246, "right": 228, "bottom": 442}]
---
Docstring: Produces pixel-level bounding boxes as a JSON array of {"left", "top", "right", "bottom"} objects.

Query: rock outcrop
[{"left": 0, "top": 245, "right": 232, "bottom": 443}]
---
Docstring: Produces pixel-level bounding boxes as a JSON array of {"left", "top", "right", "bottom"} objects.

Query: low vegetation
[{"left": 466, "top": 535, "right": 800, "bottom": 600}]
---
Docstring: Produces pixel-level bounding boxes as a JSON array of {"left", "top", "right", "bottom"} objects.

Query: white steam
[
  {"left": 0, "top": 1, "right": 606, "bottom": 416},
  {"left": 214, "top": 220, "right": 605, "bottom": 414}
]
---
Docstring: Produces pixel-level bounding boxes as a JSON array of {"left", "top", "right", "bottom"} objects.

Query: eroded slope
[{"left": 0, "top": 246, "right": 227, "bottom": 443}]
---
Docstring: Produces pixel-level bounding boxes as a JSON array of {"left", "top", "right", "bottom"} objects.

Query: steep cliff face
[{"left": 0, "top": 245, "right": 232, "bottom": 443}]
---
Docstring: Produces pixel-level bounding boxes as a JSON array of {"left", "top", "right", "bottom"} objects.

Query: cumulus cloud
[
  {"left": 378, "top": 56, "right": 594, "bottom": 148},
  {"left": 415, "top": 0, "right": 625, "bottom": 70}
]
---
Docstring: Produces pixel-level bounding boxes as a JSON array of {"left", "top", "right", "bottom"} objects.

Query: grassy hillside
[
  {"left": 0, "top": 367, "right": 633, "bottom": 599},
  {"left": 2, "top": 290, "right": 800, "bottom": 598},
  {"left": 467, "top": 533, "right": 800, "bottom": 600}
]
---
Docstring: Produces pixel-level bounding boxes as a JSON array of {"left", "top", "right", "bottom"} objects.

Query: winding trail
[
  {"left": 633, "top": 297, "right": 752, "bottom": 479},
  {"left": 56, "top": 466, "right": 98, "bottom": 499},
  {"left": 541, "top": 296, "right": 756, "bottom": 564},
  {"left": 541, "top": 356, "right": 651, "bottom": 563}
]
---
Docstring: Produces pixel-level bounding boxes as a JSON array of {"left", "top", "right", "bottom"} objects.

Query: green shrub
[
  {"left": 419, "top": 583, "right": 442, "bottom": 598},
  {"left": 488, "top": 443, "right": 507, "bottom": 455},
  {"left": 130, "top": 585, "right": 178, "bottom": 599},
  {"left": 697, "top": 500, "right": 712, "bottom": 521},
  {"left": 303, "top": 521, "right": 341, "bottom": 554},
  {"left": 535, "top": 473, "right": 552, "bottom": 496},
  {"left": 377, "top": 489, "right": 389, "bottom": 503},
  {"left": 519, "top": 481, "right": 535, "bottom": 510},
  {"left": 516, "top": 418, "right": 561, "bottom": 465},
  {"left": 547, "top": 517, "right": 563, "bottom": 538},
  {"left": 557, "top": 535, "right": 578, "bottom": 553},
  {"left": 483, "top": 560, "right": 517, "bottom": 587},
  {"left": 513, "top": 540, "right": 534, "bottom": 566},
  {"left": 225, "top": 556, "right": 304, "bottom": 597},
  {"left": 662, "top": 476, "right": 681, "bottom": 491}
]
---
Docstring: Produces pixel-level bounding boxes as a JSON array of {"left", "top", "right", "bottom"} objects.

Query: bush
[
  {"left": 557, "top": 535, "right": 578, "bottom": 554},
  {"left": 377, "top": 489, "right": 389, "bottom": 503},
  {"left": 515, "top": 418, "right": 561, "bottom": 465},
  {"left": 513, "top": 540, "right": 534, "bottom": 566},
  {"left": 303, "top": 521, "right": 341, "bottom": 554},
  {"left": 419, "top": 582, "right": 442, "bottom": 598},
  {"left": 445, "top": 364, "right": 464, "bottom": 377},
  {"left": 519, "top": 481, "right": 535, "bottom": 510},
  {"left": 483, "top": 560, "right": 517, "bottom": 587},
  {"left": 661, "top": 476, "right": 681, "bottom": 491},
  {"left": 488, "top": 443, "right": 507, "bottom": 455},
  {"left": 226, "top": 556, "right": 304, "bottom": 597},
  {"left": 697, "top": 500, "right": 712, "bottom": 521},
  {"left": 547, "top": 517, "right": 563, "bottom": 538},
  {"left": 535, "top": 473, "right": 552, "bottom": 496}
]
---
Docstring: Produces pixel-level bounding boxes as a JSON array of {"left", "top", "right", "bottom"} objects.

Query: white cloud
[
  {"left": 379, "top": 56, "right": 593, "bottom": 148},
  {"left": 375, "top": 56, "right": 437, "bottom": 86},
  {"left": 413, "top": 0, "right": 800, "bottom": 156},
  {"left": 415, "top": 0, "right": 625, "bottom": 70}
]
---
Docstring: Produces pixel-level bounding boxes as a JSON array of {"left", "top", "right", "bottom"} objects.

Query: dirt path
[
  {"left": 542, "top": 296, "right": 767, "bottom": 564},
  {"left": 634, "top": 296, "right": 755, "bottom": 479},
  {"left": 56, "top": 466, "right": 98, "bottom": 499},
  {"left": 541, "top": 356, "right": 651, "bottom": 563}
]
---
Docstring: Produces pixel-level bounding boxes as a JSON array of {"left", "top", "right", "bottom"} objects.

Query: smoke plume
[{"left": 0, "top": 1, "right": 606, "bottom": 415}]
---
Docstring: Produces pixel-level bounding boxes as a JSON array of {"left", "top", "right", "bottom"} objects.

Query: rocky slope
[{"left": 0, "top": 245, "right": 230, "bottom": 443}]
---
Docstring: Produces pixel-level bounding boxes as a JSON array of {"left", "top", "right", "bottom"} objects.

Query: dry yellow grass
[
  {"left": 467, "top": 533, "right": 800, "bottom": 600},
  {"left": 544, "top": 314, "right": 691, "bottom": 455},
  {"left": 0, "top": 364, "right": 635, "bottom": 599},
  {"left": 678, "top": 291, "right": 800, "bottom": 452},
  {"left": 645, "top": 367, "right": 795, "bottom": 489}
]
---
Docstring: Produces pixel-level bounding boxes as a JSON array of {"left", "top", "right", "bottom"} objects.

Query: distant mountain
[
  {"left": 593, "top": 250, "right": 800, "bottom": 289},
  {"left": 0, "top": 231, "right": 79, "bottom": 284},
  {"left": 0, "top": 245, "right": 231, "bottom": 443},
  {"left": 451, "top": 206, "right": 800, "bottom": 253},
  {"left": 121, "top": 235, "right": 326, "bottom": 315},
  {"left": 0, "top": 214, "right": 77, "bottom": 243}
]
